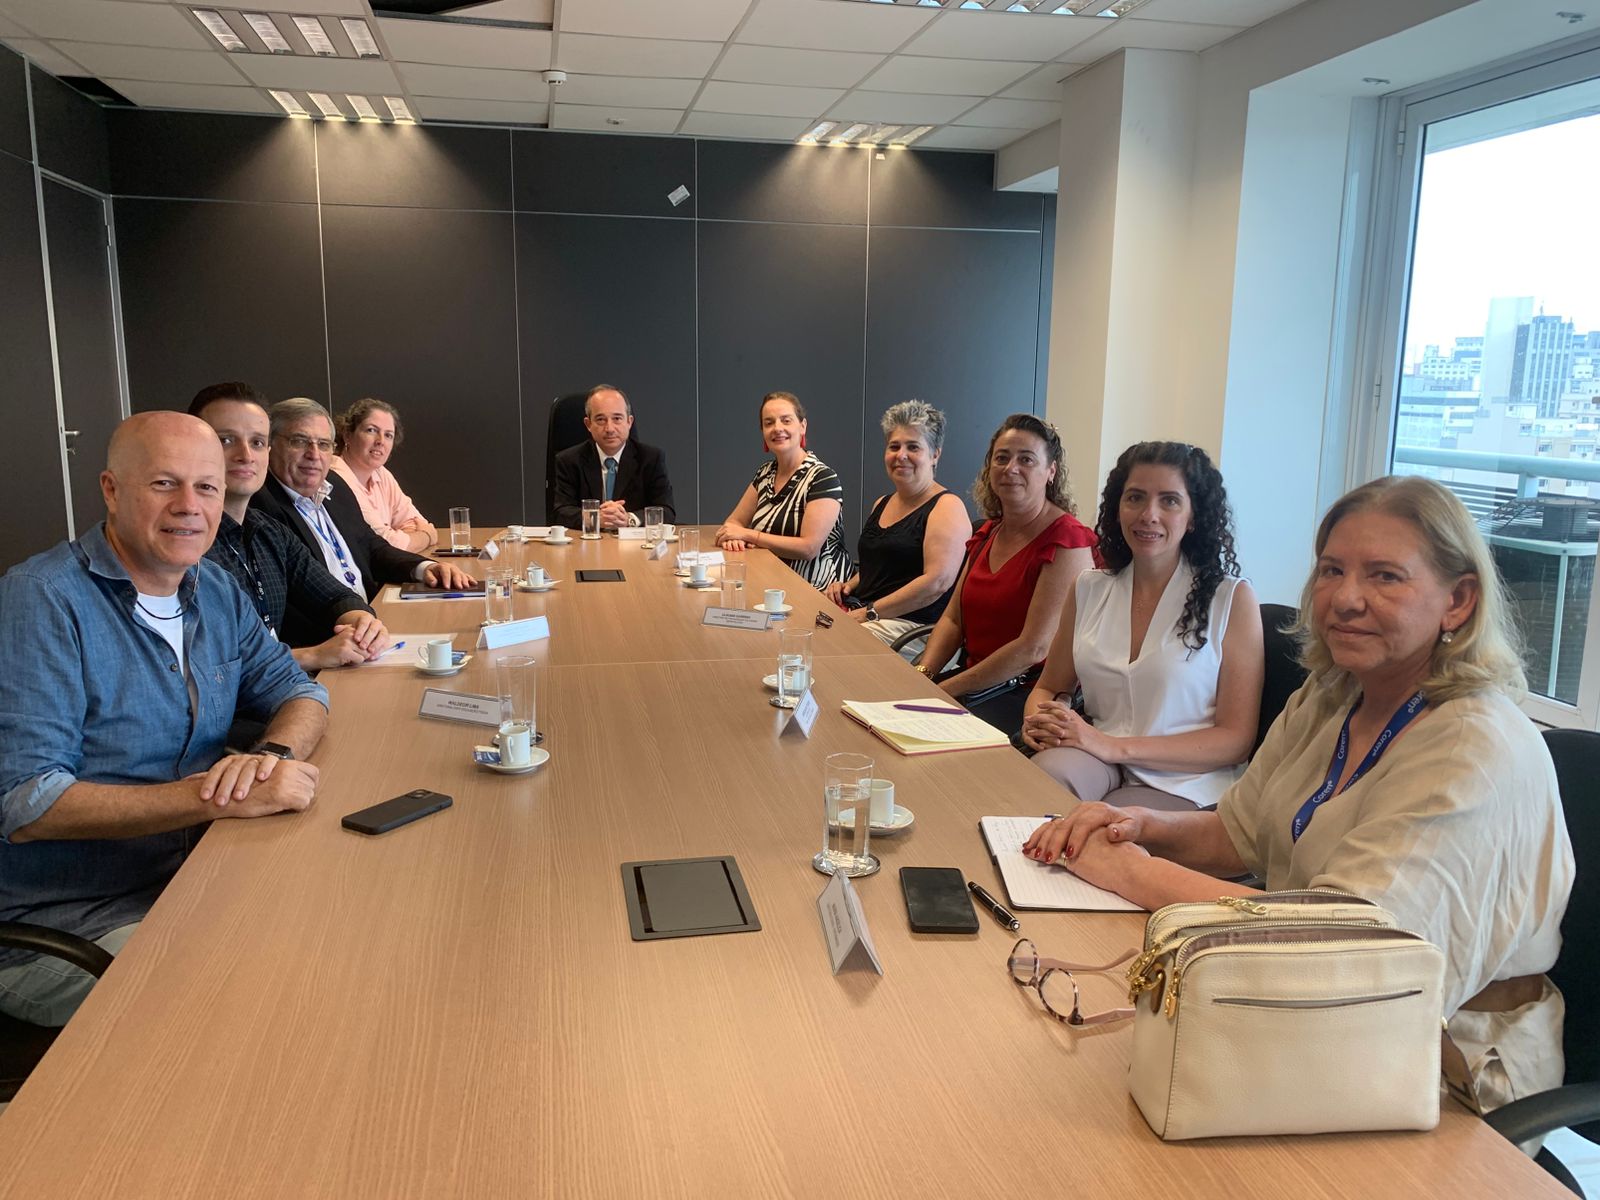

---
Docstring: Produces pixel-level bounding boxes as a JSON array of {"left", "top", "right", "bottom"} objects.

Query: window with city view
[{"left": 1393, "top": 74, "right": 1600, "bottom": 709}]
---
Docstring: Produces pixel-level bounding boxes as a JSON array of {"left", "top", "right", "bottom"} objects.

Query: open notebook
[
  {"left": 978, "top": 816, "right": 1144, "bottom": 912},
  {"left": 840, "top": 700, "right": 1010, "bottom": 756}
]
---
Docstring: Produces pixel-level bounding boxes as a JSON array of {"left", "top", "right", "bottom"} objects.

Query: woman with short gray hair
[{"left": 823, "top": 400, "right": 969, "bottom": 648}]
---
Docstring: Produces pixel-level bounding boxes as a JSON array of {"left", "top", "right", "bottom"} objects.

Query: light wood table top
[{"left": 0, "top": 563, "right": 1565, "bottom": 1196}]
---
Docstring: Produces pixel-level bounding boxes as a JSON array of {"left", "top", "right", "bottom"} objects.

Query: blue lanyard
[
  {"left": 1290, "top": 690, "right": 1427, "bottom": 842},
  {"left": 306, "top": 504, "right": 360, "bottom": 591}
]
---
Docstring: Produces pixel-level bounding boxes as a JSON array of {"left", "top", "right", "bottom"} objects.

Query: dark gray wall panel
[
  {"left": 44, "top": 180, "right": 121, "bottom": 531},
  {"left": 515, "top": 213, "right": 695, "bottom": 523},
  {"left": 0, "top": 47, "right": 29, "bottom": 163},
  {"left": 108, "top": 111, "right": 315, "bottom": 203},
  {"left": 512, "top": 131, "right": 695, "bottom": 218},
  {"left": 697, "top": 141, "right": 867, "bottom": 226},
  {"left": 31, "top": 71, "right": 107, "bottom": 193},
  {"left": 322, "top": 205, "right": 520, "bottom": 524},
  {"left": 0, "top": 152, "right": 69, "bottom": 568},
  {"left": 865, "top": 227, "right": 1045, "bottom": 528},
  {"left": 1035, "top": 193, "right": 1056, "bottom": 415},
  {"left": 697, "top": 221, "right": 867, "bottom": 532},
  {"left": 115, "top": 198, "right": 327, "bottom": 411},
  {"left": 317, "top": 122, "right": 511, "bottom": 211},
  {"left": 870, "top": 148, "right": 1041, "bottom": 232}
]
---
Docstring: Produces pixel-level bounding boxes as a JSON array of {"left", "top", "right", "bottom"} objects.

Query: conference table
[{"left": 0, "top": 530, "right": 1565, "bottom": 1198}]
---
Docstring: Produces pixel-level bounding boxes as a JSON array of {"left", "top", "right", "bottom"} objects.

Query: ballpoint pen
[
  {"left": 968, "top": 881, "right": 1019, "bottom": 932},
  {"left": 893, "top": 703, "right": 967, "bottom": 714}
]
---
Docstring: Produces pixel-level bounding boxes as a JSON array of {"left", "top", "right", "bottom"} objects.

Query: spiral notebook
[{"left": 978, "top": 815, "right": 1143, "bottom": 912}]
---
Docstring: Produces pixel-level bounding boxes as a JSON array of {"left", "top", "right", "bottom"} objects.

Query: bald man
[{"left": 0, "top": 411, "right": 329, "bottom": 1026}]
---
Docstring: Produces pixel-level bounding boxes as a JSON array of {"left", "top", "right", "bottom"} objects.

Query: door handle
[{"left": 63, "top": 429, "right": 80, "bottom": 457}]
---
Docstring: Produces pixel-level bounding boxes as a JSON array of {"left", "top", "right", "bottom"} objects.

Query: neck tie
[{"left": 603, "top": 456, "right": 617, "bottom": 501}]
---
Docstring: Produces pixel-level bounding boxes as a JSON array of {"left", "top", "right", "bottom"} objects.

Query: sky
[{"left": 1402, "top": 108, "right": 1600, "bottom": 363}]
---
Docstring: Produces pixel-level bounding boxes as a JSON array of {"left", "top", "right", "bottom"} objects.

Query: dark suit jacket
[
  {"left": 551, "top": 439, "right": 676, "bottom": 530},
  {"left": 249, "top": 473, "right": 428, "bottom": 601}
]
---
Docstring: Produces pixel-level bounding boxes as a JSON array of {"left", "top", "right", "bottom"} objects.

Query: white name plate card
[
  {"left": 817, "top": 872, "right": 883, "bottom": 976},
  {"left": 678, "top": 550, "right": 725, "bottom": 570},
  {"left": 419, "top": 688, "right": 500, "bottom": 727},
  {"left": 701, "top": 607, "right": 773, "bottom": 631},
  {"left": 616, "top": 527, "right": 647, "bottom": 540},
  {"left": 476, "top": 615, "right": 551, "bottom": 651},
  {"left": 780, "top": 688, "right": 819, "bottom": 738},
  {"left": 647, "top": 540, "right": 670, "bottom": 561},
  {"left": 477, "top": 539, "right": 501, "bottom": 561}
]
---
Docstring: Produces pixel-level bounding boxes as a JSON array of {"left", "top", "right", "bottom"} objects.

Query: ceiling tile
[
  {"left": 555, "top": 73, "right": 699, "bottom": 108},
  {"left": 398, "top": 62, "right": 548, "bottom": 102},
  {"left": 714, "top": 44, "right": 882, "bottom": 89},
  {"left": 1, "top": 38, "right": 89, "bottom": 77},
  {"left": 1070, "top": 17, "right": 1245, "bottom": 58},
  {"left": 377, "top": 17, "right": 552, "bottom": 70},
  {"left": 552, "top": 33, "right": 722, "bottom": 78},
  {"left": 459, "top": 0, "right": 556, "bottom": 20},
  {"left": 106, "top": 78, "right": 276, "bottom": 114},
  {"left": 559, "top": 0, "right": 753, "bottom": 42},
  {"left": 825, "top": 90, "right": 978, "bottom": 126},
  {"left": 0, "top": 0, "right": 210, "bottom": 50},
  {"left": 696, "top": 80, "right": 844, "bottom": 119},
  {"left": 61, "top": 43, "right": 244, "bottom": 86},
  {"left": 999, "top": 61, "right": 1081, "bottom": 100},
  {"left": 900, "top": 11, "right": 1105, "bottom": 61},
  {"left": 232, "top": 55, "right": 400, "bottom": 92},
  {"left": 0, "top": 13, "right": 28, "bottom": 37},
  {"left": 735, "top": 0, "right": 937, "bottom": 54},
  {"left": 1132, "top": 0, "right": 1303, "bottom": 27},
  {"left": 860, "top": 54, "right": 1037, "bottom": 96},
  {"left": 680, "top": 111, "right": 808, "bottom": 141},
  {"left": 916, "top": 125, "right": 1030, "bottom": 151},
  {"left": 953, "top": 96, "right": 1057, "bottom": 128},
  {"left": 550, "top": 102, "right": 682, "bottom": 133},
  {"left": 415, "top": 95, "right": 549, "bottom": 124}
]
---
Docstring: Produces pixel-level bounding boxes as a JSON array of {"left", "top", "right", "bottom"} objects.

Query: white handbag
[{"left": 1124, "top": 891, "right": 1446, "bottom": 1140}]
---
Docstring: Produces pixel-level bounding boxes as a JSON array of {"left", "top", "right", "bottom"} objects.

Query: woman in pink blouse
[{"left": 329, "top": 399, "right": 438, "bottom": 554}]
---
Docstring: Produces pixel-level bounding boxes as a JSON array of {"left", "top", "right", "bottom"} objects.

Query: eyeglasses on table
[{"left": 1006, "top": 939, "right": 1136, "bottom": 1027}]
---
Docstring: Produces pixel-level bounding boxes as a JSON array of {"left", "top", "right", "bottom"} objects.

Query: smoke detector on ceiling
[{"left": 543, "top": 69, "right": 567, "bottom": 85}]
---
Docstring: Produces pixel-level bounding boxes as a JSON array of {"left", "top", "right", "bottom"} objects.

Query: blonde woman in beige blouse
[{"left": 1025, "top": 475, "right": 1573, "bottom": 1113}]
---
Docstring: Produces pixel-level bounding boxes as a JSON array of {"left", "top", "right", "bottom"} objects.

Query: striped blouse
[{"left": 748, "top": 453, "right": 852, "bottom": 591}]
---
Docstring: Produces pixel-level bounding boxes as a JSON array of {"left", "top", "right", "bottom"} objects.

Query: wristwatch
[
  {"left": 250, "top": 741, "right": 294, "bottom": 761},
  {"left": 865, "top": 605, "right": 879, "bottom": 622}
]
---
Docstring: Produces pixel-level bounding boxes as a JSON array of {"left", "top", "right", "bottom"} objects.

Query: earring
[
  {"left": 801, "top": 434, "right": 808, "bottom": 450},
  {"left": 1439, "top": 629, "right": 1455, "bottom": 645}
]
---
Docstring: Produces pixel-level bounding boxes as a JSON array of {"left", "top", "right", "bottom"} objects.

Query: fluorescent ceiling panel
[
  {"left": 243, "top": 13, "right": 293, "bottom": 54},
  {"left": 682, "top": 112, "right": 811, "bottom": 140},
  {"left": 293, "top": 16, "right": 338, "bottom": 57},
  {"left": 901, "top": 9, "right": 1107, "bottom": 58},
  {"left": 554, "top": 74, "right": 700, "bottom": 108},
  {"left": 346, "top": 93, "right": 380, "bottom": 119},
  {"left": 550, "top": 102, "right": 682, "bottom": 133},
  {"left": 552, "top": 33, "right": 722, "bottom": 78},
  {"left": 862, "top": 54, "right": 1038, "bottom": 95},
  {"left": 559, "top": 0, "right": 754, "bottom": 41},
  {"left": 233, "top": 55, "right": 400, "bottom": 91},
  {"left": 62, "top": 43, "right": 243, "bottom": 86},
  {"left": 735, "top": 0, "right": 939, "bottom": 53},
  {"left": 713, "top": 44, "right": 885, "bottom": 89},
  {"left": 107, "top": 78, "right": 277, "bottom": 114},
  {"left": 826, "top": 89, "right": 978, "bottom": 124},
  {"left": 0, "top": 0, "right": 211, "bottom": 50},
  {"left": 376, "top": 17, "right": 552, "bottom": 70},
  {"left": 953, "top": 95, "right": 1060, "bottom": 127},
  {"left": 308, "top": 90, "right": 345, "bottom": 117},
  {"left": 398, "top": 62, "right": 548, "bottom": 101},
  {"left": 414, "top": 95, "right": 548, "bottom": 123},
  {"left": 696, "top": 80, "right": 847, "bottom": 118}
]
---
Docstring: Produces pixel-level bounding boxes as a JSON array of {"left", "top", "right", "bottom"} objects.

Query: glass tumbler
[{"left": 815, "top": 752, "right": 878, "bottom": 878}]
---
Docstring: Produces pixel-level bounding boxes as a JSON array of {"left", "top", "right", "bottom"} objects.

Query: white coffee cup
[
  {"left": 869, "top": 778, "right": 895, "bottom": 825},
  {"left": 500, "top": 721, "right": 533, "bottom": 767},
  {"left": 507, "top": 524, "right": 525, "bottom": 541},
  {"left": 690, "top": 561, "right": 709, "bottom": 584},
  {"left": 545, "top": 527, "right": 567, "bottom": 544},
  {"left": 526, "top": 565, "right": 547, "bottom": 587},
  {"left": 424, "top": 637, "right": 454, "bottom": 670},
  {"left": 764, "top": 588, "right": 785, "bottom": 611}
]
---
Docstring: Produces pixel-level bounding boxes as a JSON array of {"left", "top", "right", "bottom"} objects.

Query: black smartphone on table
[
  {"left": 899, "top": 866, "right": 980, "bottom": 934},
  {"left": 342, "top": 789, "right": 452, "bottom": 836}
]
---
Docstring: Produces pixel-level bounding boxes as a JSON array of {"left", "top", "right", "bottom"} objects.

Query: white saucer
[
  {"left": 516, "top": 580, "right": 560, "bottom": 592},
  {"left": 415, "top": 655, "right": 471, "bottom": 677},
  {"left": 831, "top": 805, "right": 915, "bottom": 835},
  {"left": 683, "top": 579, "right": 716, "bottom": 589},
  {"left": 753, "top": 602, "right": 793, "bottom": 615},
  {"left": 544, "top": 538, "right": 573, "bottom": 546},
  {"left": 762, "top": 673, "right": 817, "bottom": 691},
  {"left": 578, "top": 533, "right": 601, "bottom": 541},
  {"left": 475, "top": 746, "right": 550, "bottom": 774},
  {"left": 663, "top": 534, "right": 680, "bottom": 544}
]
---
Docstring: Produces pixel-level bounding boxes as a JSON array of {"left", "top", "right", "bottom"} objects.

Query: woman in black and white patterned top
[{"left": 715, "top": 391, "right": 852, "bottom": 591}]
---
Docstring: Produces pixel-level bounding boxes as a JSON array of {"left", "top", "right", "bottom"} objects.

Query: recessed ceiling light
[
  {"left": 293, "top": 16, "right": 337, "bottom": 57},
  {"left": 384, "top": 96, "right": 415, "bottom": 123},
  {"left": 341, "top": 18, "right": 382, "bottom": 59},
  {"left": 193, "top": 9, "right": 245, "bottom": 52},
  {"left": 859, "top": 123, "right": 901, "bottom": 144},
  {"left": 347, "top": 93, "right": 380, "bottom": 121},
  {"left": 798, "top": 119, "right": 838, "bottom": 144},
  {"left": 307, "top": 91, "right": 343, "bottom": 119},
  {"left": 268, "top": 89, "right": 308, "bottom": 117},
  {"left": 889, "top": 124, "right": 934, "bottom": 146},
  {"left": 833, "top": 122, "right": 870, "bottom": 144},
  {"left": 243, "top": 13, "right": 292, "bottom": 54}
]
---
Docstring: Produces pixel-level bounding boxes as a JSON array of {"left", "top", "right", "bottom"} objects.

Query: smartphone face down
[
  {"left": 341, "top": 789, "right": 452, "bottom": 836},
  {"left": 899, "top": 866, "right": 980, "bottom": 934}
]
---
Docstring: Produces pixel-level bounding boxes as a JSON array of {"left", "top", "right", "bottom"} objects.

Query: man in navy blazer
[
  {"left": 550, "top": 385, "right": 676, "bottom": 531},
  {"left": 249, "top": 398, "right": 476, "bottom": 600}
]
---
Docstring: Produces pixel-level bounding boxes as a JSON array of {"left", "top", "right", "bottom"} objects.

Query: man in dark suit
[
  {"left": 249, "top": 398, "right": 476, "bottom": 600},
  {"left": 550, "top": 385, "right": 676, "bottom": 531}
]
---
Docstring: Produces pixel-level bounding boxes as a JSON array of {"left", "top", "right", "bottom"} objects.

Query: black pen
[{"left": 968, "top": 881, "right": 1019, "bottom": 932}]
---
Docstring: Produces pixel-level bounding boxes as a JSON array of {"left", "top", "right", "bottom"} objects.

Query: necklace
[{"left": 135, "top": 594, "right": 189, "bottom": 621}]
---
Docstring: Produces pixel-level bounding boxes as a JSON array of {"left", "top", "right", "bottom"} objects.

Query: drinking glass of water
[
  {"left": 495, "top": 654, "right": 537, "bottom": 766},
  {"left": 484, "top": 567, "right": 514, "bottom": 625},
  {"left": 718, "top": 559, "right": 746, "bottom": 608},
  {"left": 772, "top": 628, "right": 812, "bottom": 710},
  {"left": 581, "top": 499, "right": 602, "bottom": 540},
  {"left": 815, "top": 752, "right": 877, "bottom": 878},
  {"left": 643, "top": 506, "right": 664, "bottom": 545},
  {"left": 677, "top": 527, "right": 700, "bottom": 577},
  {"left": 449, "top": 507, "right": 472, "bottom": 552}
]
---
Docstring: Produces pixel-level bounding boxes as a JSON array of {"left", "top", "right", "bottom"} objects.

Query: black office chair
[
  {"left": 1255, "top": 603, "right": 1309, "bottom": 754},
  {"left": 1482, "top": 728, "right": 1600, "bottom": 1195},
  {"left": 543, "top": 392, "right": 644, "bottom": 525},
  {"left": 0, "top": 922, "right": 113, "bottom": 1102}
]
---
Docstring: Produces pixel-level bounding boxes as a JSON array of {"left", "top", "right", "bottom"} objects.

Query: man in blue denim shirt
[{"left": 0, "top": 412, "right": 329, "bottom": 1025}]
